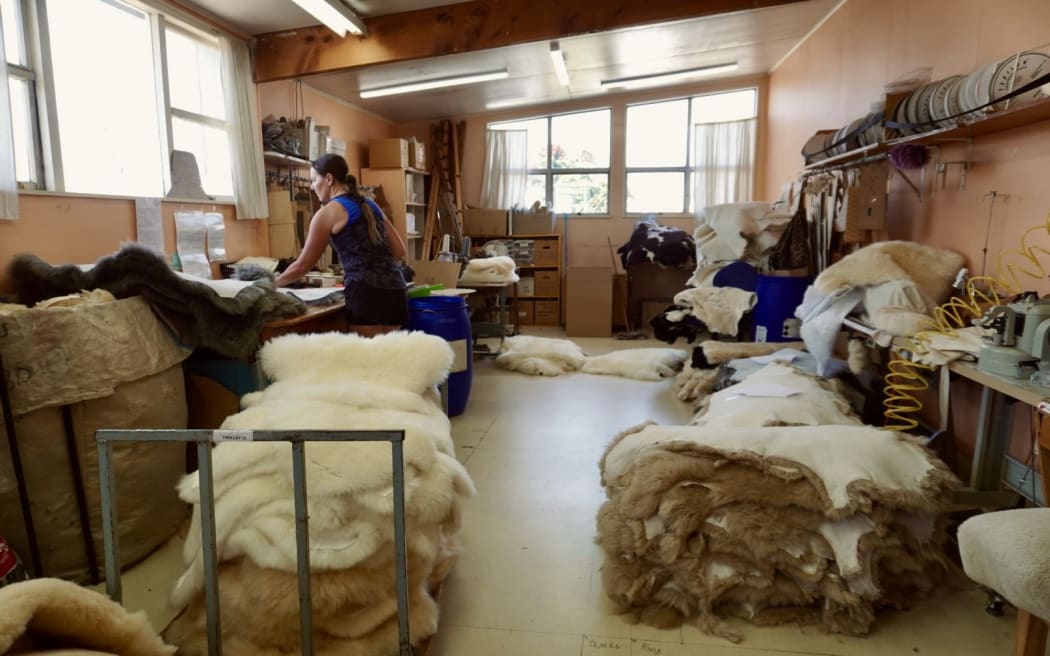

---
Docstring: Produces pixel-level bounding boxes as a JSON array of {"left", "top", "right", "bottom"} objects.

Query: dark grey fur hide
[{"left": 9, "top": 243, "right": 306, "bottom": 360}]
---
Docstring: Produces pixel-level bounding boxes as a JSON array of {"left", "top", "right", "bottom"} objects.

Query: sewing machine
[{"left": 977, "top": 293, "right": 1050, "bottom": 378}]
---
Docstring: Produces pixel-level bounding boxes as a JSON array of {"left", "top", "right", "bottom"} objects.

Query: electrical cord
[{"left": 882, "top": 211, "right": 1050, "bottom": 431}]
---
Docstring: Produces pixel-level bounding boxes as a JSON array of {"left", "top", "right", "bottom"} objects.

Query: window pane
[
  {"left": 172, "top": 116, "right": 232, "bottom": 197},
  {"left": 524, "top": 174, "right": 546, "bottom": 209},
  {"left": 626, "top": 172, "right": 685, "bottom": 214},
  {"left": 8, "top": 77, "right": 33, "bottom": 183},
  {"left": 551, "top": 109, "right": 610, "bottom": 169},
  {"left": 47, "top": 0, "right": 163, "bottom": 195},
  {"left": 165, "top": 27, "right": 224, "bottom": 120},
  {"left": 553, "top": 173, "right": 607, "bottom": 214},
  {"left": 491, "top": 118, "right": 547, "bottom": 169},
  {"left": 692, "top": 88, "right": 757, "bottom": 123},
  {"left": 626, "top": 100, "right": 688, "bottom": 167},
  {"left": 1, "top": 0, "right": 25, "bottom": 66}
]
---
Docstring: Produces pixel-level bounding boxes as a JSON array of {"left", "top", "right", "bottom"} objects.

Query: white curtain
[
  {"left": 220, "top": 36, "right": 267, "bottom": 219},
  {"left": 479, "top": 129, "right": 527, "bottom": 209},
  {"left": 0, "top": 22, "right": 19, "bottom": 220},
  {"left": 693, "top": 118, "right": 756, "bottom": 212}
]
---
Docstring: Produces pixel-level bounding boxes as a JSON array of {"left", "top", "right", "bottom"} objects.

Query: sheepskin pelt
[
  {"left": 691, "top": 362, "right": 862, "bottom": 427},
  {"left": 694, "top": 340, "right": 807, "bottom": 368},
  {"left": 957, "top": 508, "right": 1050, "bottom": 621},
  {"left": 672, "top": 287, "right": 757, "bottom": 336},
  {"left": 813, "top": 241, "right": 964, "bottom": 308},
  {"left": 674, "top": 363, "right": 723, "bottom": 402},
  {"left": 596, "top": 422, "right": 958, "bottom": 641},
  {"left": 167, "top": 331, "right": 475, "bottom": 655},
  {"left": 8, "top": 243, "right": 305, "bottom": 360},
  {"left": 0, "top": 578, "right": 174, "bottom": 655},
  {"left": 458, "top": 255, "right": 520, "bottom": 285},
  {"left": 581, "top": 348, "right": 688, "bottom": 381},
  {"left": 495, "top": 335, "right": 588, "bottom": 376}
]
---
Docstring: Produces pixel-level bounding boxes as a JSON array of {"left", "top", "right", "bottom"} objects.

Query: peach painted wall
[
  {"left": 398, "top": 75, "right": 769, "bottom": 266},
  {"left": 0, "top": 194, "right": 265, "bottom": 294},
  {"left": 765, "top": 0, "right": 1050, "bottom": 477},
  {"left": 257, "top": 81, "right": 398, "bottom": 178}
]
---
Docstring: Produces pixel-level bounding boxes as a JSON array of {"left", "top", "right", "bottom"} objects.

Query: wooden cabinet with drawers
[{"left": 465, "top": 233, "right": 562, "bottom": 327}]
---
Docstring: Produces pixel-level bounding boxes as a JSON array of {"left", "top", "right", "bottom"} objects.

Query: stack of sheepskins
[
  {"left": 163, "top": 331, "right": 476, "bottom": 655},
  {"left": 597, "top": 362, "right": 960, "bottom": 642}
]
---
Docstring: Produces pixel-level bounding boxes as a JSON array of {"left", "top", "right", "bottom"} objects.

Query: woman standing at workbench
[{"left": 276, "top": 153, "right": 408, "bottom": 336}]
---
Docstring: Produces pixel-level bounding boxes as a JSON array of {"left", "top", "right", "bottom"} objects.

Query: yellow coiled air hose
[{"left": 882, "top": 213, "right": 1050, "bottom": 432}]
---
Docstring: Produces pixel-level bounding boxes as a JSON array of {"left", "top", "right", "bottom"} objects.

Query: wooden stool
[{"left": 958, "top": 508, "right": 1050, "bottom": 656}]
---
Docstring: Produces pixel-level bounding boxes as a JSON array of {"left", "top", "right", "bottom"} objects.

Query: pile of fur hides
[
  {"left": 162, "top": 331, "right": 476, "bottom": 656},
  {"left": 797, "top": 241, "right": 964, "bottom": 375},
  {"left": 597, "top": 419, "right": 960, "bottom": 642},
  {"left": 617, "top": 219, "right": 695, "bottom": 269},
  {"left": 458, "top": 255, "right": 520, "bottom": 285},
  {"left": 0, "top": 577, "right": 175, "bottom": 655},
  {"left": 8, "top": 243, "right": 305, "bottom": 360},
  {"left": 675, "top": 340, "right": 806, "bottom": 402},
  {"left": 650, "top": 287, "right": 759, "bottom": 345},
  {"left": 690, "top": 202, "right": 794, "bottom": 287}
]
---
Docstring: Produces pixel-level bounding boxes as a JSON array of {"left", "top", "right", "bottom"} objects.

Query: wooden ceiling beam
[{"left": 253, "top": 0, "right": 808, "bottom": 82}]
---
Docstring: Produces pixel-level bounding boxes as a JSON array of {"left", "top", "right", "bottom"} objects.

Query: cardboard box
[
  {"left": 511, "top": 210, "right": 555, "bottom": 235},
  {"left": 409, "top": 141, "right": 426, "bottom": 169},
  {"left": 535, "top": 300, "right": 560, "bottom": 326},
  {"left": 268, "top": 222, "right": 299, "bottom": 258},
  {"left": 410, "top": 259, "right": 461, "bottom": 289},
  {"left": 368, "top": 138, "right": 409, "bottom": 168},
  {"left": 566, "top": 267, "right": 613, "bottom": 337},
  {"left": 570, "top": 242, "right": 624, "bottom": 272},
  {"left": 516, "top": 300, "right": 535, "bottom": 325},
  {"left": 535, "top": 271, "right": 559, "bottom": 297},
  {"left": 534, "top": 240, "right": 559, "bottom": 266},
  {"left": 462, "top": 208, "right": 509, "bottom": 236},
  {"left": 267, "top": 190, "right": 295, "bottom": 225},
  {"left": 612, "top": 273, "right": 628, "bottom": 329}
]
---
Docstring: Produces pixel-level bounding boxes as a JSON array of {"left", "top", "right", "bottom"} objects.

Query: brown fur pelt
[{"left": 698, "top": 340, "right": 807, "bottom": 367}]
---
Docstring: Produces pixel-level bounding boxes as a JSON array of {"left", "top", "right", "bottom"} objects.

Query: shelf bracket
[
  {"left": 890, "top": 164, "right": 924, "bottom": 202},
  {"left": 931, "top": 138, "right": 974, "bottom": 197}
]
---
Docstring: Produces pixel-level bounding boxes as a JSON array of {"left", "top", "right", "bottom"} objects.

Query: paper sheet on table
[
  {"left": 279, "top": 287, "right": 343, "bottom": 304},
  {"left": 175, "top": 210, "right": 211, "bottom": 278},
  {"left": 751, "top": 347, "right": 807, "bottom": 364},
  {"left": 723, "top": 383, "right": 800, "bottom": 400}
]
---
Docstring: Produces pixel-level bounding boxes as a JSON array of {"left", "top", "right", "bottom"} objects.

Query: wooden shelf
[
  {"left": 517, "top": 264, "right": 559, "bottom": 270},
  {"left": 365, "top": 165, "right": 429, "bottom": 176},
  {"left": 264, "top": 150, "right": 311, "bottom": 166},
  {"left": 804, "top": 96, "right": 1050, "bottom": 171}
]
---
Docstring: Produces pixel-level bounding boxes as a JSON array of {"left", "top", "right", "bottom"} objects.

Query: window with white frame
[
  {"left": 3, "top": 0, "right": 232, "bottom": 198},
  {"left": 625, "top": 88, "right": 757, "bottom": 214},
  {"left": 3, "top": 0, "right": 41, "bottom": 187},
  {"left": 489, "top": 108, "right": 611, "bottom": 215}
]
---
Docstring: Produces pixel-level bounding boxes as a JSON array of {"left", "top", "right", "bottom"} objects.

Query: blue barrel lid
[{"left": 408, "top": 295, "right": 467, "bottom": 310}]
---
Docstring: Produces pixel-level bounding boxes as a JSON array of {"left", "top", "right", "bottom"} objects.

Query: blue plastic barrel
[
  {"left": 752, "top": 275, "right": 811, "bottom": 342},
  {"left": 407, "top": 296, "right": 473, "bottom": 416}
]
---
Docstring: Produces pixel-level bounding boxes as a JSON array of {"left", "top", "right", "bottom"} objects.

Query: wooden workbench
[{"left": 259, "top": 303, "right": 348, "bottom": 343}]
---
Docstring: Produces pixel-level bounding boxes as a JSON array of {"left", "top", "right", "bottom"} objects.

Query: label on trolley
[
  {"left": 450, "top": 339, "right": 469, "bottom": 373},
  {"left": 212, "top": 429, "right": 254, "bottom": 442}
]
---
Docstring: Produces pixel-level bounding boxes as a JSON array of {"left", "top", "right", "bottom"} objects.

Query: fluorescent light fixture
[
  {"left": 600, "top": 62, "right": 739, "bottom": 89},
  {"left": 291, "top": 0, "right": 366, "bottom": 37},
  {"left": 360, "top": 69, "right": 509, "bottom": 99},
  {"left": 549, "top": 42, "right": 570, "bottom": 87},
  {"left": 485, "top": 98, "right": 532, "bottom": 110}
]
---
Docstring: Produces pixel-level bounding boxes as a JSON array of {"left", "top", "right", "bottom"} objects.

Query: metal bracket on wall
[
  {"left": 932, "top": 138, "right": 974, "bottom": 197},
  {"left": 889, "top": 163, "right": 925, "bottom": 202}
]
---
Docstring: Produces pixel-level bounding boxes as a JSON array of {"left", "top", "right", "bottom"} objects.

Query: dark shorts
[{"left": 343, "top": 281, "right": 408, "bottom": 326}]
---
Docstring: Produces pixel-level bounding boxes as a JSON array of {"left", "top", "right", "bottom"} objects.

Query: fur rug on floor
[
  {"left": 164, "top": 331, "right": 476, "bottom": 655},
  {"left": 597, "top": 421, "right": 959, "bottom": 642},
  {"left": 495, "top": 335, "right": 588, "bottom": 376},
  {"left": 0, "top": 578, "right": 174, "bottom": 655},
  {"left": 8, "top": 244, "right": 305, "bottom": 359},
  {"left": 581, "top": 348, "right": 688, "bottom": 380}
]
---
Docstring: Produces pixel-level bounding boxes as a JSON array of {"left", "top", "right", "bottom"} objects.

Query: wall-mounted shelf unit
[{"left": 360, "top": 167, "right": 429, "bottom": 252}]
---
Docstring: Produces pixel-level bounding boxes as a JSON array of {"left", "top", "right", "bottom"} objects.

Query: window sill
[{"left": 17, "top": 188, "right": 236, "bottom": 206}]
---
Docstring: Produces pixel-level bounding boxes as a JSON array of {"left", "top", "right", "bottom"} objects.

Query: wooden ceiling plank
[{"left": 253, "top": 0, "right": 808, "bottom": 82}]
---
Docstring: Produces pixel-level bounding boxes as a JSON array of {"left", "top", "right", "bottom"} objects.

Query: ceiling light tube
[
  {"left": 291, "top": 0, "right": 366, "bottom": 37},
  {"left": 360, "top": 69, "right": 509, "bottom": 99},
  {"left": 600, "top": 62, "right": 739, "bottom": 89},
  {"left": 549, "top": 42, "right": 570, "bottom": 87}
]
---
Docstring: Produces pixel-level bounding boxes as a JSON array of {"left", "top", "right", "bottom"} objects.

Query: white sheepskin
[
  {"left": 495, "top": 335, "right": 588, "bottom": 376},
  {"left": 458, "top": 255, "right": 520, "bottom": 285},
  {"left": 581, "top": 348, "right": 688, "bottom": 381}
]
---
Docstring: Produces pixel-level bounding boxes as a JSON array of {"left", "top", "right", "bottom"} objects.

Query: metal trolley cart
[{"left": 96, "top": 428, "right": 416, "bottom": 656}]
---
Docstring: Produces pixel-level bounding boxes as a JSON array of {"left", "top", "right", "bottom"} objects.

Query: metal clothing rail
[{"left": 96, "top": 429, "right": 413, "bottom": 656}]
